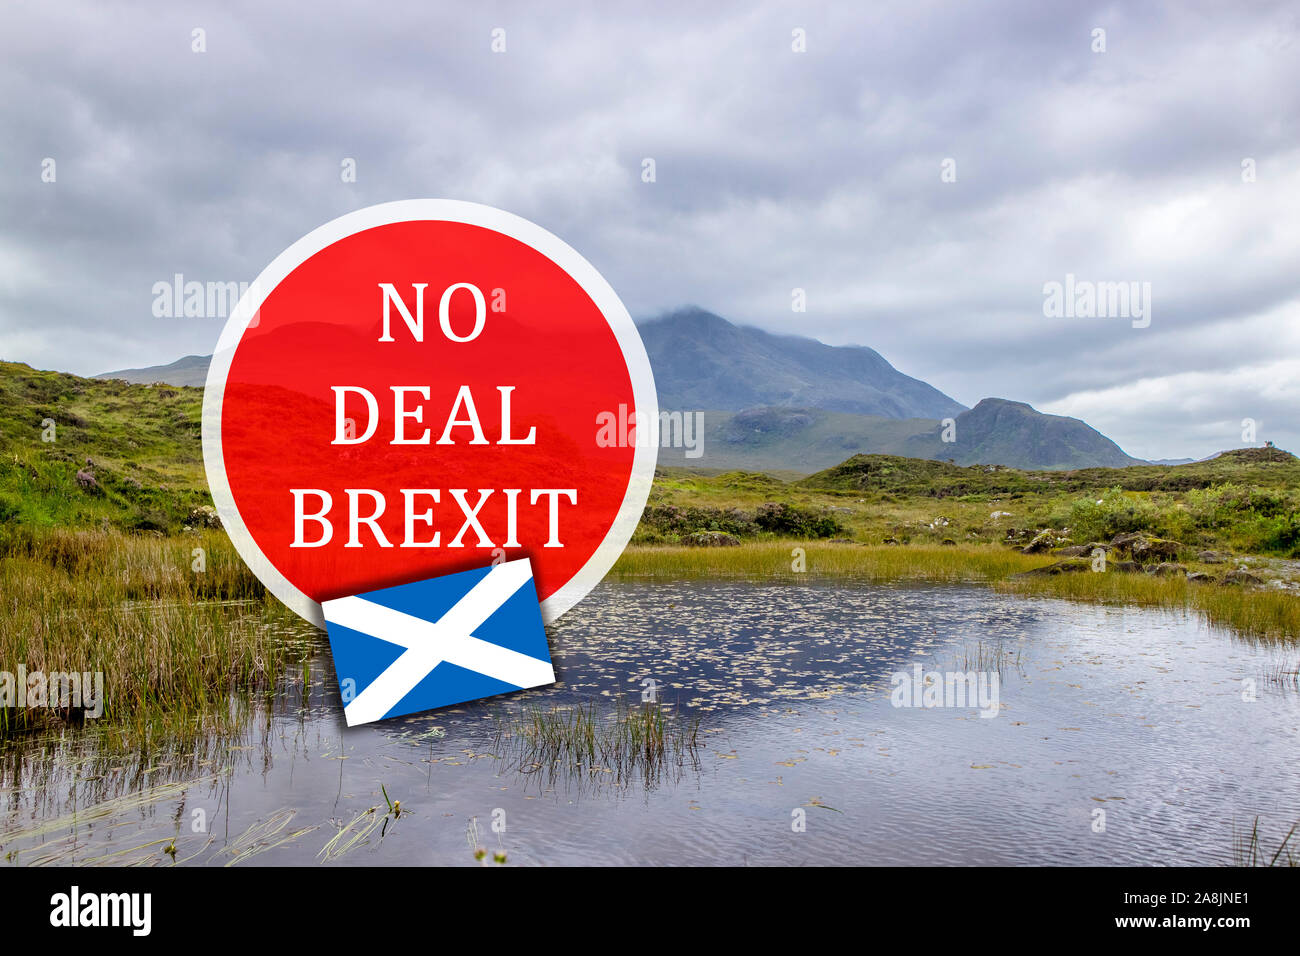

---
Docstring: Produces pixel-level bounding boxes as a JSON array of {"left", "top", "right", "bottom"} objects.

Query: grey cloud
[{"left": 1, "top": 0, "right": 1298, "bottom": 459}]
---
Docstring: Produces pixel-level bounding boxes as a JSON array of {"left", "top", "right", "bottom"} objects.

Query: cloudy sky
[{"left": 3, "top": 0, "right": 1298, "bottom": 460}]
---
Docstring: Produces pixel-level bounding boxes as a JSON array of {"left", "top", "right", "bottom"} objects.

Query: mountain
[
  {"left": 903, "top": 398, "right": 1144, "bottom": 470},
  {"left": 637, "top": 307, "right": 966, "bottom": 419},
  {"left": 95, "top": 307, "right": 1144, "bottom": 472},
  {"left": 97, "top": 354, "right": 210, "bottom": 387}
]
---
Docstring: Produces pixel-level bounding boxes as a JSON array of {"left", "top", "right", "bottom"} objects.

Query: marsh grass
[
  {"left": 614, "top": 541, "right": 1041, "bottom": 583},
  {"left": 1261, "top": 659, "right": 1300, "bottom": 688},
  {"left": 0, "top": 528, "right": 316, "bottom": 738},
  {"left": 949, "top": 640, "right": 1022, "bottom": 676},
  {"left": 1001, "top": 569, "right": 1300, "bottom": 645},
  {"left": 318, "top": 792, "right": 407, "bottom": 863},
  {"left": 0, "top": 774, "right": 219, "bottom": 865},
  {"left": 492, "top": 699, "right": 702, "bottom": 791},
  {"left": 215, "top": 808, "right": 318, "bottom": 867}
]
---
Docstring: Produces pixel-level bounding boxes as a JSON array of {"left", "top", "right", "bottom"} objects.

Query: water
[{"left": 2, "top": 581, "right": 1297, "bottom": 865}]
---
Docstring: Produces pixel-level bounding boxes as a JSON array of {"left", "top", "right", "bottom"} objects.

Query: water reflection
[{"left": 2, "top": 580, "right": 1298, "bottom": 865}]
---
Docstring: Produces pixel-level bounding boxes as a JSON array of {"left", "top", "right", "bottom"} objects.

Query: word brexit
[{"left": 291, "top": 486, "right": 576, "bottom": 550}]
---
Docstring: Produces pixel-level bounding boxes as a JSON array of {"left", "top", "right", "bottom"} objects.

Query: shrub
[
  {"left": 634, "top": 501, "right": 846, "bottom": 542},
  {"left": 1186, "top": 483, "right": 1291, "bottom": 528},
  {"left": 1064, "top": 488, "right": 1162, "bottom": 541},
  {"left": 754, "top": 502, "right": 846, "bottom": 538},
  {"left": 1249, "top": 512, "right": 1300, "bottom": 557},
  {"left": 636, "top": 505, "right": 757, "bottom": 542}
]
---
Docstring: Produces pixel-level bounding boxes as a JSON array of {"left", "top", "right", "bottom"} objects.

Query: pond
[{"left": 2, "top": 580, "right": 1297, "bottom": 865}]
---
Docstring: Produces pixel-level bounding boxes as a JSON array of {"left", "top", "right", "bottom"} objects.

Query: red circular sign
[{"left": 203, "top": 201, "right": 657, "bottom": 625}]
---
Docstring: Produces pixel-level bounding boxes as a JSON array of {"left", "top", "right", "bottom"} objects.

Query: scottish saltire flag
[{"left": 321, "top": 558, "right": 555, "bottom": 726}]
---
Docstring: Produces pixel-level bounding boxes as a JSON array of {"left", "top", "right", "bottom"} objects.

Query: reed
[
  {"left": 1233, "top": 816, "right": 1299, "bottom": 866},
  {"left": 0, "top": 528, "right": 315, "bottom": 738},
  {"left": 492, "top": 699, "right": 702, "bottom": 790}
]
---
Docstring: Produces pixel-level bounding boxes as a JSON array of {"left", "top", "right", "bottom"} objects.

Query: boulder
[
  {"left": 186, "top": 505, "right": 223, "bottom": 530},
  {"left": 1220, "top": 570, "right": 1263, "bottom": 586},
  {"left": 681, "top": 531, "right": 741, "bottom": 547},
  {"left": 1109, "top": 532, "right": 1182, "bottom": 562},
  {"left": 1148, "top": 562, "right": 1188, "bottom": 576},
  {"left": 1054, "top": 545, "right": 1092, "bottom": 557},
  {"left": 1022, "top": 531, "right": 1059, "bottom": 554},
  {"left": 1195, "top": 550, "right": 1231, "bottom": 564},
  {"left": 1014, "top": 559, "right": 1092, "bottom": 577}
]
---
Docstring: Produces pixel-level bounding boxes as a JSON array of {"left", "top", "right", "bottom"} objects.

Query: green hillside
[{"left": 0, "top": 360, "right": 209, "bottom": 532}]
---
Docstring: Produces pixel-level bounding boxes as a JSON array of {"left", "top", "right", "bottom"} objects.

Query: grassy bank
[{"left": 613, "top": 541, "right": 1300, "bottom": 644}]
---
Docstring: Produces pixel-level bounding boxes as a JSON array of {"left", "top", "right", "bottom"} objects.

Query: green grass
[
  {"left": 800, "top": 446, "right": 1300, "bottom": 496},
  {"left": 0, "top": 360, "right": 208, "bottom": 533},
  {"left": 1002, "top": 565, "right": 1300, "bottom": 645}
]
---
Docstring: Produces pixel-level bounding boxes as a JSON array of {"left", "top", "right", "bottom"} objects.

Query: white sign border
[{"left": 202, "top": 199, "right": 658, "bottom": 629}]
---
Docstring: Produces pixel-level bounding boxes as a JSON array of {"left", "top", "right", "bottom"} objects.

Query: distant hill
[
  {"left": 655, "top": 395, "right": 1144, "bottom": 473},
  {"left": 654, "top": 396, "right": 1143, "bottom": 473},
  {"left": 96, "top": 307, "right": 1152, "bottom": 472},
  {"left": 637, "top": 307, "right": 966, "bottom": 420},
  {"left": 656, "top": 406, "right": 943, "bottom": 472},
  {"left": 97, "top": 354, "right": 210, "bottom": 387},
  {"left": 798, "top": 446, "right": 1299, "bottom": 496}
]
